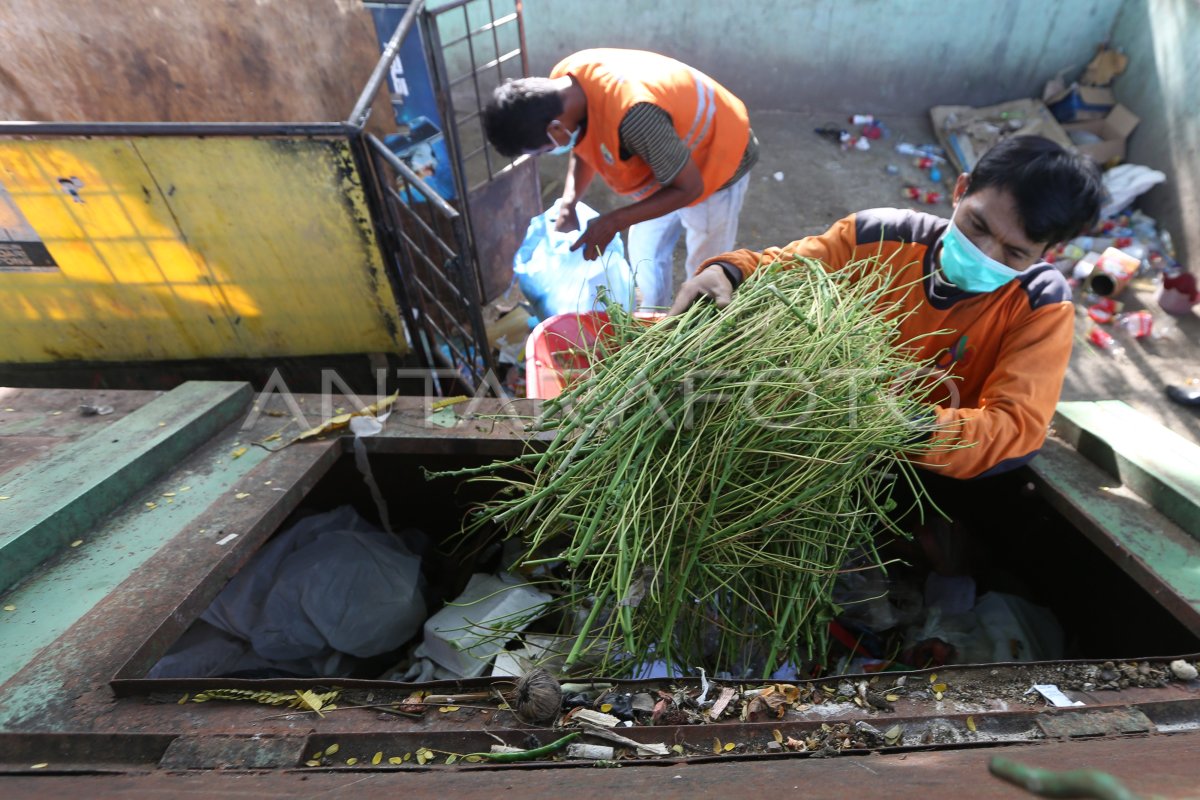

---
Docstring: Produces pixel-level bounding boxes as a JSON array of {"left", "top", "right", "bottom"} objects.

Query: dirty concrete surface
[{"left": 537, "top": 109, "right": 1200, "bottom": 446}]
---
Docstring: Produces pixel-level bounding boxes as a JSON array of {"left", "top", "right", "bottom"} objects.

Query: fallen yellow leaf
[
  {"left": 264, "top": 480, "right": 273, "bottom": 485},
  {"left": 712, "top": 737, "right": 722, "bottom": 754},
  {"left": 723, "top": 742, "right": 735, "bottom": 752},
  {"left": 162, "top": 492, "right": 176, "bottom": 497},
  {"left": 465, "top": 755, "right": 483, "bottom": 763},
  {"left": 235, "top": 492, "right": 250, "bottom": 499},
  {"left": 51, "top": 411, "right": 62, "bottom": 416},
  {"left": 929, "top": 673, "right": 938, "bottom": 683},
  {"left": 346, "top": 757, "right": 358, "bottom": 765},
  {"left": 439, "top": 705, "right": 460, "bottom": 713},
  {"left": 885, "top": 694, "right": 900, "bottom": 702},
  {"left": 305, "top": 760, "right": 321, "bottom": 767},
  {"left": 231, "top": 447, "right": 248, "bottom": 458},
  {"left": 935, "top": 691, "right": 944, "bottom": 701},
  {"left": 772, "top": 729, "right": 783, "bottom": 744},
  {"left": 600, "top": 703, "right": 613, "bottom": 713},
  {"left": 967, "top": 716, "right": 977, "bottom": 732},
  {"left": 3, "top": 605, "right": 16, "bottom": 612},
  {"left": 431, "top": 394, "right": 468, "bottom": 411},
  {"left": 144, "top": 502, "right": 157, "bottom": 509},
  {"left": 672, "top": 744, "right": 684, "bottom": 755},
  {"left": 389, "top": 756, "right": 403, "bottom": 765},
  {"left": 179, "top": 486, "right": 191, "bottom": 492},
  {"left": 445, "top": 754, "right": 458, "bottom": 765},
  {"left": 403, "top": 752, "right": 412, "bottom": 762},
  {"left": 325, "top": 743, "right": 340, "bottom": 756},
  {"left": 31, "top": 763, "right": 48, "bottom": 769},
  {"left": 0, "top": 496, "right": 10, "bottom": 500},
  {"left": 932, "top": 683, "right": 948, "bottom": 693},
  {"left": 372, "top": 752, "right": 382, "bottom": 765}
]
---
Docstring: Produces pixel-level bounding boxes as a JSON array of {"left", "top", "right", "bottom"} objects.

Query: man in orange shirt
[
  {"left": 669, "top": 136, "right": 1103, "bottom": 480},
  {"left": 483, "top": 49, "right": 757, "bottom": 310}
]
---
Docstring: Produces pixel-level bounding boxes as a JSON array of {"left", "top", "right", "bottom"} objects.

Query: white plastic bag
[
  {"left": 1101, "top": 164, "right": 1166, "bottom": 219},
  {"left": 514, "top": 200, "right": 635, "bottom": 321}
]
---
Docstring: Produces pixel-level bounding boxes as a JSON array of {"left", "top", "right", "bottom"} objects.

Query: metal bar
[
  {"left": 422, "top": 12, "right": 487, "bottom": 313},
  {"left": 462, "top": 4, "right": 495, "bottom": 179},
  {"left": 350, "top": 136, "right": 425, "bottom": 361},
  {"left": 395, "top": 228, "right": 469, "bottom": 302},
  {"left": 0, "top": 121, "right": 354, "bottom": 137},
  {"left": 385, "top": 186, "right": 458, "bottom": 261},
  {"left": 347, "top": 0, "right": 427, "bottom": 128},
  {"left": 367, "top": 134, "right": 460, "bottom": 220},
  {"left": 446, "top": 48, "right": 521, "bottom": 89},
  {"left": 456, "top": 109, "right": 482, "bottom": 125},
  {"left": 437, "top": 10, "right": 516, "bottom": 49},
  {"left": 515, "top": 0, "right": 530, "bottom": 77}
]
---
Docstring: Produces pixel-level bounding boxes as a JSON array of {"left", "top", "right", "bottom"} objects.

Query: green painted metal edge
[
  {"left": 1054, "top": 400, "right": 1200, "bottom": 544},
  {"left": 1030, "top": 438, "right": 1200, "bottom": 636},
  {"left": 0, "top": 382, "right": 252, "bottom": 594}
]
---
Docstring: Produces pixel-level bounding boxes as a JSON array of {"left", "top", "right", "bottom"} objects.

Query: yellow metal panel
[{"left": 0, "top": 137, "right": 407, "bottom": 364}]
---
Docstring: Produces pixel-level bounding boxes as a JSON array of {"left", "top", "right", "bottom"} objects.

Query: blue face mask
[
  {"left": 546, "top": 123, "right": 580, "bottom": 156},
  {"left": 938, "top": 213, "right": 1021, "bottom": 292}
]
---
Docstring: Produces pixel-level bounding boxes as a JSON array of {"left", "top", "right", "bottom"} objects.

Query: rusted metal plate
[
  {"left": 159, "top": 734, "right": 309, "bottom": 770},
  {"left": 5, "top": 732, "right": 1200, "bottom": 798},
  {"left": 1036, "top": 707, "right": 1154, "bottom": 739},
  {"left": 466, "top": 157, "right": 540, "bottom": 303}
]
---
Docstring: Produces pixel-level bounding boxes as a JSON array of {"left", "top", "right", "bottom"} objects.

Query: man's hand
[
  {"left": 570, "top": 212, "right": 623, "bottom": 261},
  {"left": 554, "top": 201, "right": 580, "bottom": 233},
  {"left": 667, "top": 264, "right": 735, "bottom": 316}
]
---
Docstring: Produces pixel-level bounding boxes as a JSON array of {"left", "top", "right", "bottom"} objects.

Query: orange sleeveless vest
[{"left": 550, "top": 49, "right": 750, "bottom": 205}]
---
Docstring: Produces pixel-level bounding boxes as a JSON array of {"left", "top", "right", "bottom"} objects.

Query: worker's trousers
[{"left": 626, "top": 172, "right": 751, "bottom": 311}]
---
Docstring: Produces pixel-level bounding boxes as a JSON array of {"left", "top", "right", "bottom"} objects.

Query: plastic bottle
[
  {"left": 1088, "top": 325, "right": 1125, "bottom": 357},
  {"left": 1116, "top": 310, "right": 1153, "bottom": 338},
  {"left": 850, "top": 114, "right": 875, "bottom": 125}
]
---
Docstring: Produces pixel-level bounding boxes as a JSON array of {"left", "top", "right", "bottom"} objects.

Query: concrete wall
[
  {"left": 515, "top": 0, "right": 1125, "bottom": 113},
  {"left": 1112, "top": 0, "right": 1199, "bottom": 268}
]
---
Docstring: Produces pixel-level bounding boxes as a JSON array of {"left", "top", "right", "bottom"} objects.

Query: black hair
[
  {"left": 965, "top": 135, "right": 1103, "bottom": 246},
  {"left": 482, "top": 78, "right": 565, "bottom": 157}
]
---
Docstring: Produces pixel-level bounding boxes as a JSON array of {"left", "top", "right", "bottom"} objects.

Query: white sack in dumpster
[
  {"left": 514, "top": 200, "right": 635, "bottom": 321},
  {"left": 151, "top": 506, "right": 427, "bottom": 678}
]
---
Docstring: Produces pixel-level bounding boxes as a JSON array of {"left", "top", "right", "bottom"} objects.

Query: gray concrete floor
[{"left": 534, "top": 109, "right": 1200, "bottom": 446}]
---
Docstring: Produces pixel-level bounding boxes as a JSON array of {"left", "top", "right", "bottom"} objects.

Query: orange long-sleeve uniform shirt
[{"left": 704, "top": 208, "right": 1075, "bottom": 479}]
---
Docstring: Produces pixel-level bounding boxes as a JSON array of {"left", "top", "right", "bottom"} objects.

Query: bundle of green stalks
[{"left": 438, "top": 257, "right": 951, "bottom": 678}]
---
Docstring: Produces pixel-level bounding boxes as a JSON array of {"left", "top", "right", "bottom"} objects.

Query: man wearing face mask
[
  {"left": 668, "top": 136, "right": 1103, "bottom": 480},
  {"left": 482, "top": 48, "right": 758, "bottom": 310}
]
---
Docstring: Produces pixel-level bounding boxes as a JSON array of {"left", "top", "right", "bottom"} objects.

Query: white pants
[{"left": 626, "top": 172, "right": 751, "bottom": 310}]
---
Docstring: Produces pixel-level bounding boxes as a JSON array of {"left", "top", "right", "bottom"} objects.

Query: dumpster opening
[{"left": 138, "top": 449, "right": 1197, "bottom": 685}]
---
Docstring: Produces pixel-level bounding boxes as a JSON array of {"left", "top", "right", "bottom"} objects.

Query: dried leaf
[
  {"left": 431, "top": 395, "right": 469, "bottom": 411},
  {"left": 404, "top": 752, "right": 412, "bottom": 762},
  {"left": 325, "top": 744, "right": 340, "bottom": 756},
  {"left": 445, "top": 754, "right": 458, "bottom": 765},
  {"left": 0, "top": 496, "right": 9, "bottom": 500},
  {"left": 932, "top": 683, "right": 948, "bottom": 693},
  {"left": 712, "top": 737, "right": 722, "bottom": 754},
  {"left": 235, "top": 492, "right": 250, "bottom": 499},
  {"left": 929, "top": 673, "right": 938, "bottom": 683},
  {"left": 600, "top": 703, "right": 613, "bottom": 713},
  {"left": 772, "top": 729, "right": 783, "bottom": 744},
  {"left": 305, "top": 760, "right": 321, "bottom": 767},
  {"left": 145, "top": 502, "right": 157, "bottom": 509},
  {"left": 935, "top": 691, "right": 944, "bottom": 701},
  {"left": 231, "top": 447, "right": 248, "bottom": 458},
  {"left": 3, "top": 604, "right": 15, "bottom": 612},
  {"left": 177, "top": 694, "right": 189, "bottom": 705},
  {"left": 671, "top": 744, "right": 684, "bottom": 755},
  {"left": 346, "top": 757, "right": 358, "bottom": 765},
  {"left": 784, "top": 736, "right": 806, "bottom": 752},
  {"left": 439, "top": 705, "right": 460, "bottom": 713},
  {"left": 966, "top": 716, "right": 977, "bottom": 732},
  {"left": 70, "top": 539, "right": 83, "bottom": 547},
  {"left": 723, "top": 742, "right": 735, "bottom": 752},
  {"left": 883, "top": 725, "right": 903, "bottom": 745},
  {"left": 162, "top": 492, "right": 176, "bottom": 498},
  {"left": 372, "top": 752, "right": 382, "bottom": 765},
  {"left": 885, "top": 694, "right": 900, "bottom": 702},
  {"left": 389, "top": 757, "right": 403, "bottom": 765}
]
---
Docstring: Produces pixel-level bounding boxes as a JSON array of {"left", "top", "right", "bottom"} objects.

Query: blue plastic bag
[{"left": 514, "top": 200, "right": 635, "bottom": 321}]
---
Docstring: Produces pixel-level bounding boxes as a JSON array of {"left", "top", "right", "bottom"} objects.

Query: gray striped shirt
[{"left": 617, "top": 102, "right": 758, "bottom": 191}]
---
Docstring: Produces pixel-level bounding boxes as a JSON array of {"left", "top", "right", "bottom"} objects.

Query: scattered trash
[
  {"left": 1027, "top": 684, "right": 1085, "bottom": 708},
  {"left": 149, "top": 506, "right": 427, "bottom": 679},
  {"left": 78, "top": 404, "right": 113, "bottom": 416},
  {"left": 1088, "top": 325, "right": 1125, "bottom": 357},
  {"left": 772, "top": 171, "right": 784, "bottom": 182},
  {"left": 421, "top": 573, "right": 551, "bottom": 678},
  {"left": 567, "top": 743, "right": 614, "bottom": 760},
  {"left": 1170, "top": 659, "right": 1198, "bottom": 681},
  {"left": 1115, "top": 310, "right": 1153, "bottom": 338}
]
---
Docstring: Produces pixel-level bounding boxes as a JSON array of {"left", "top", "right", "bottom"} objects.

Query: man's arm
[
  {"left": 668, "top": 214, "right": 860, "bottom": 314},
  {"left": 555, "top": 153, "right": 597, "bottom": 232},
  {"left": 916, "top": 306, "right": 1074, "bottom": 479}
]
